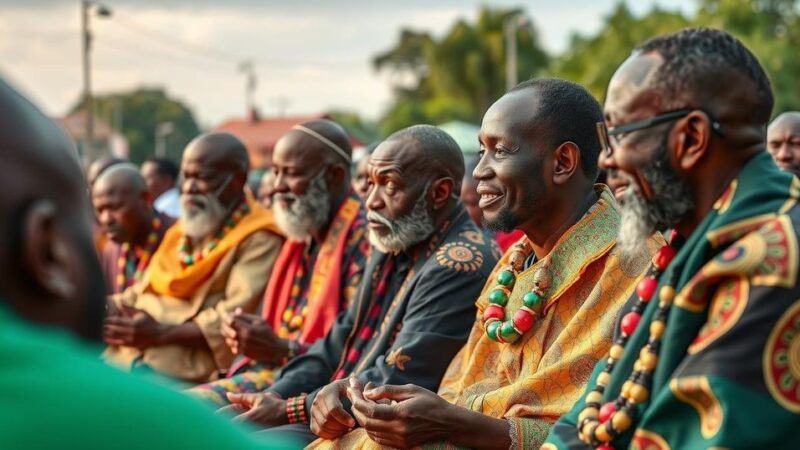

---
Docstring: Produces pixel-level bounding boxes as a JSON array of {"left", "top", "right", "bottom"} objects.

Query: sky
[{"left": 0, "top": 0, "right": 696, "bottom": 128}]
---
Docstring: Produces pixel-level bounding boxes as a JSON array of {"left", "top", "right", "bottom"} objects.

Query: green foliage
[
  {"left": 375, "top": 7, "right": 549, "bottom": 136},
  {"left": 71, "top": 88, "right": 200, "bottom": 165},
  {"left": 327, "top": 110, "right": 380, "bottom": 145}
]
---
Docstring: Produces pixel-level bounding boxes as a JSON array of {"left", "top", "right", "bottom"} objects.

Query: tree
[
  {"left": 70, "top": 88, "right": 200, "bottom": 165},
  {"left": 374, "top": 7, "right": 549, "bottom": 136}
]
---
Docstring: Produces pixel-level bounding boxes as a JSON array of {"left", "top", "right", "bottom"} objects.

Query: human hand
[
  {"left": 349, "top": 384, "right": 456, "bottom": 448},
  {"left": 221, "top": 391, "right": 288, "bottom": 428},
  {"left": 310, "top": 378, "right": 358, "bottom": 439},
  {"left": 225, "top": 308, "right": 290, "bottom": 364},
  {"left": 103, "top": 305, "right": 166, "bottom": 349}
]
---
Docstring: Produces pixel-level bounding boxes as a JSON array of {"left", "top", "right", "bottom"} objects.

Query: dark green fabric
[
  {"left": 546, "top": 152, "right": 800, "bottom": 449},
  {"left": 0, "top": 305, "right": 298, "bottom": 449}
]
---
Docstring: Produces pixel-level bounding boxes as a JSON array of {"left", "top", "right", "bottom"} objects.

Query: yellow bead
[
  {"left": 301, "top": 306, "right": 309, "bottom": 315},
  {"left": 621, "top": 380, "right": 633, "bottom": 397},
  {"left": 578, "top": 407, "right": 598, "bottom": 424},
  {"left": 633, "top": 360, "right": 643, "bottom": 372},
  {"left": 597, "top": 372, "right": 610, "bottom": 386},
  {"left": 595, "top": 423, "right": 612, "bottom": 442},
  {"left": 641, "top": 352, "right": 658, "bottom": 371},
  {"left": 282, "top": 310, "right": 293, "bottom": 322},
  {"left": 611, "top": 410, "right": 632, "bottom": 431},
  {"left": 650, "top": 320, "right": 665, "bottom": 339},
  {"left": 628, "top": 384, "right": 649, "bottom": 403},
  {"left": 610, "top": 344, "right": 624, "bottom": 360},
  {"left": 116, "top": 274, "right": 125, "bottom": 285},
  {"left": 659, "top": 285, "right": 675, "bottom": 303},
  {"left": 290, "top": 316, "right": 304, "bottom": 329},
  {"left": 640, "top": 346, "right": 651, "bottom": 360},
  {"left": 586, "top": 391, "right": 603, "bottom": 404}
]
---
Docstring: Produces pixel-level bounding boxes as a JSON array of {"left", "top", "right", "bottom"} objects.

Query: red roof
[{"left": 215, "top": 111, "right": 362, "bottom": 169}]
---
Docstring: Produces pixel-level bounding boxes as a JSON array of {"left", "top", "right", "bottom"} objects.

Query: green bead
[
  {"left": 523, "top": 291, "right": 543, "bottom": 309},
  {"left": 486, "top": 320, "right": 501, "bottom": 341},
  {"left": 183, "top": 255, "right": 194, "bottom": 265},
  {"left": 488, "top": 289, "right": 509, "bottom": 306},
  {"left": 500, "top": 321, "right": 521, "bottom": 343},
  {"left": 496, "top": 270, "right": 516, "bottom": 287}
]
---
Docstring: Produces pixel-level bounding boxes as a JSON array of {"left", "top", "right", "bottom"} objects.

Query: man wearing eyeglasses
[{"left": 545, "top": 28, "right": 800, "bottom": 449}]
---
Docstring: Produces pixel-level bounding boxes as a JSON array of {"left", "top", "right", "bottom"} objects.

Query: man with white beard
[
  {"left": 219, "top": 125, "right": 498, "bottom": 446},
  {"left": 545, "top": 29, "right": 800, "bottom": 449},
  {"left": 190, "top": 119, "right": 369, "bottom": 405},
  {"left": 104, "top": 132, "right": 284, "bottom": 383}
]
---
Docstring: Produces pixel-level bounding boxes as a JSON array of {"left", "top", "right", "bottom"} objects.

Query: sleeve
[
  {"left": 192, "top": 231, "right": 283, "bottom": 371},
  {"left": 268, "top": 296, "right": 359, "bottom": 399},
  {"left": 305, "top": 263, "right": 485, "bottom": 409}
]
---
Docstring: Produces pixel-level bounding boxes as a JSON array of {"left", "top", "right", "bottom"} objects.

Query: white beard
[
  {"left": 180, "top": 192, "right": 228, "bottom": 240},
  {"left": 273, "top": 171, "right": 331, "bottom": 241},
  {"left": 368, "top": 194, "right": 435, "bottom": 254}
]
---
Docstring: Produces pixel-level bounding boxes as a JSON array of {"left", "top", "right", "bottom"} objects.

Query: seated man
[
  {"left": 0, "top": 75, "right": 291, "bottom": 449},
  {"left": 767, "top": 111, "right": 800, "bottom": 178},
  {"left": 141, "top": 156, "right": 181, "bottom": 218},
  {"left": 222, "top": 125, "right": 500, "bottom": 446},
  {"left": 316, "top": 79, "right": 661, "bottom": 449},
  {"left": 191, "top": 119, "right": 369, "bottom": 404},
  {"left": 545, "top": 28, "right": 800, "bottom": 449},
  {"left": 104, "top": 132, "right": 285, "bottom": 383},
  {"left": 92, "top": 164, "right": 175, "bottom": 295}
]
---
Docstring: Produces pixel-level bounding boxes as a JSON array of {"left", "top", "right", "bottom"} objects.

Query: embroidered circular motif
[
  {"left": 436, "top": 242, "right": 483, "bottom": 272},
  {"left": 764, "top": 300, "right": 800, "bottom": 413},
  {"left": 631, "top": 429, "right": 670, "bottom": 450},
  {"left": 688, "top": 277, "right": 749, "bottom": 354}
]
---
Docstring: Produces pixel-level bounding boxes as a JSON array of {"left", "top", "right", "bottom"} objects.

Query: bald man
[
  {"left": 221, "top": 125, "right": 498, "bottom": 447},
  {"left": 768, "top": 112, "right": 800, "bottom": 177},
  {"left": 0, "top": 78, "right": 293, "bottom": 448},
  {"left": 104, "top": 132, "right": 285, "bottom": 383},
  {"left": 92, "top": 165, "right": 175, "bottom": 294},
  {"left": 190, "top": 119, "right": 369, "bottom": 405}
]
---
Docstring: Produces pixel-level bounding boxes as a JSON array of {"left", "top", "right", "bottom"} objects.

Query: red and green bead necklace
[{"left": 116, "top": 216, "right": 162, "bottom": 290}]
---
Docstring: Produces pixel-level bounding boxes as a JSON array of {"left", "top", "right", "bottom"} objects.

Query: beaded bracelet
[{"left": 285, "top": 394, "right": 308, "bottom": 424}]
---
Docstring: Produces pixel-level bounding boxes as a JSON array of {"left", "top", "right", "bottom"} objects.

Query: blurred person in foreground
[
  {"left": 0, "top": 76, "right": 295, "bottom": 450},
  {"left": 545, "top": 28, "right": 800, "bottom": 449},
  {"left": 104, "top": 132, "right": 284, "bottom": 383}
]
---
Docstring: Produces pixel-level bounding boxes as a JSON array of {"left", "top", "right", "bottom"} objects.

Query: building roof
[
  {"left": 57, "top": 110, "right": 115, "bottom": 140},
  {"left": 215, "top": 110, "right": 363, "bottom": 169}
]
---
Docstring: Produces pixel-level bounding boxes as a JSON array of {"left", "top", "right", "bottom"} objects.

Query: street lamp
[
  {"left": 81, "top": 1, "right": 112, "bottom": 166},
  {"left": 504, "top": 13, "right": 531, "bottom": 92},
  {"left": 155, "top": 122, "right": 175, "bottom": 157}
]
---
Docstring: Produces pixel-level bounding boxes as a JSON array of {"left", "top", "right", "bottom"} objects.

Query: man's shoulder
[{"left": 420, "top": 222, "right": 499, "bottom": 280}]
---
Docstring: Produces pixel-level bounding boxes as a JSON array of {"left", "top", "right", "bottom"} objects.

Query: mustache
[{"left": 366, "top": 210, "right": 393, "bottom": 229}]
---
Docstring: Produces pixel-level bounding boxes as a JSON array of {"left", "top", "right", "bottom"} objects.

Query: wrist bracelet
[{"left": 285, "top": 394, "right": 308, "bottom": 424}]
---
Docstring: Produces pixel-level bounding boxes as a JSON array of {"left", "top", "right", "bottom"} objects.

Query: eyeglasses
[{"left": 597, "top": 109, "right": 724, "bottom": 156}]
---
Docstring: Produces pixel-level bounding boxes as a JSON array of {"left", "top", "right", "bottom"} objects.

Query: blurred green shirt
[{"left": 0, "top": 304, "right": 297, "bottom": 450}]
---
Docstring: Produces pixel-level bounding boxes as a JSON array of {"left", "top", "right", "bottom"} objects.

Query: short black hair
[
  {"left": 143, "top": 157, "right": 179, "bottom": 181},
  {"left": 510, "top": 77, "right": 603, "bottom": 181},
  {"left": 636, "top": 28, "right": 773, "bottom": 123},
  {"left": 385, "top": 124, "right": 465, "bottom": 192}
]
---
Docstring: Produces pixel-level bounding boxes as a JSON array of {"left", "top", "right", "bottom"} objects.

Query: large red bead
[
  {"left": 653, "top": 245, "right": 677, "bottom": 270},
  {"left": 636, "top": 277, "right": 657, "bottom": 302},
  {"left": 512, "top": 308, "right": 536, "bottom": 333},
  {"left": 483, "top": 304, "right": 505, "bottom": 322},
  {"left": 598, "top": 402, "right": 617, "bottom": 423},
  {"left": 620, "top": 311, "right": 641, "bottom": 337},
  {"left": 597, "top": 444, "right": 615, "bottom": 450}
]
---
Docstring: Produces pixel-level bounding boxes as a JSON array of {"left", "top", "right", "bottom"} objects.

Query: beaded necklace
[
  {"left": 178, "top": 201, "right": 250, "bottom": 267},
  {"left": 576, "top": 231, "right": 681, "bottom": 449},
  {"left": 116, "top": 216, "right": 162, "bottom": 291},
  {"left": 482, "top": 240, "right": 552, "bottom": 344}
]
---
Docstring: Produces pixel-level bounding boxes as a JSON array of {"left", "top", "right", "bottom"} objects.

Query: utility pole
[
  {"left": 80, "top": 1, "right": 112, "bottom": 166},
  {"left": 504, "top": 13, "right": 531, "bottom": 92},
  {"left": 239, "top": 60, "right": 257, "bottom": 113}
]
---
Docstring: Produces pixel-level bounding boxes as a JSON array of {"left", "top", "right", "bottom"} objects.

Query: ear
[
  {"left": 674, "top": 111, "right": 712, "bottom": 171},
  {"left": 430, "top": 177, "right": 455, "bottom": 210},
  {"left": 552, "top": 141, "right": 581, "bottom": 185},
  {"left": 21, "top": 199, "right": 77, "bottom": 301}
]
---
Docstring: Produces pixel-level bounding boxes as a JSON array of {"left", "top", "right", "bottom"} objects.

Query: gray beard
[
  {"left": 181, "top": 192, "right": 228, "bottom": 240},
  {"left": 273, "top": 172, "right": 331, "bottom": 241},
  {"left": 367, "top": 194, "right": 435, "bottom": 254},
  {"left": 617, "top": 138, "right": 695, "bottom": 259}
]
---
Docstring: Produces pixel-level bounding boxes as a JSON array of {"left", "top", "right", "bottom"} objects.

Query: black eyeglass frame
[{"left": 597, "top": 108, "right": 724, "bottom": 156}]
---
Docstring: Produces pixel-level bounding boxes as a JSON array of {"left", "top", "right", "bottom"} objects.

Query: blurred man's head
[
  {"left": 461, "top": 157, "right": 481, "bottom": 226},
  {"left": 86, "top": 156, "right": 124, "bottom": 190},
  {"left": 366, "top": 125, "right": 463, "bottom": 253},
  {"left": 0, "top": 79, "right": 106, "bottom": 341},
  {"left": 258, "top": 169, "right": 276, "bottom": 209},
  {"left": 352, "top": 143, "right": 378, "bottom": 201},
  {"left": 272, "top": 119, "right": 352, "bottom": 240},
  {"left": 476, "top": 78, "right": 601, "bottom": 235},
  {"left": 179, "top": 132, "right": 249, "bottom": 240},
  {"left": 767, "top": 112, "right": 800, "bottom": 177},
  {"left": 141, "top": 157, "right": 179, "bottom": 199},
  {"left": 598, "top": 28, "right": 772, "bottom": 257},
  {"left": 91, "top": 164, "right": 154, "bottom": 245}
]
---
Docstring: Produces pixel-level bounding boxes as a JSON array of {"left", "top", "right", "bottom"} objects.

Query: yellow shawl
[{"left": 148, "top": 195, "right": 281, "bottom": 299}]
